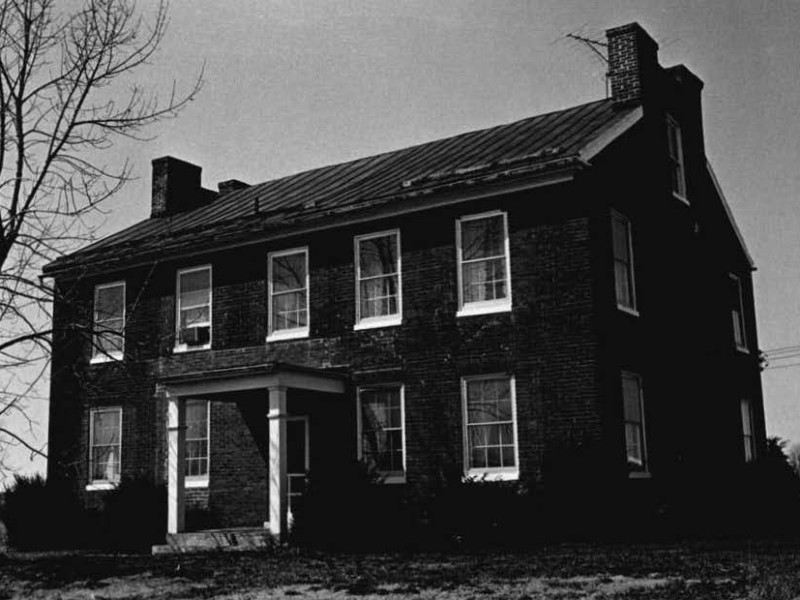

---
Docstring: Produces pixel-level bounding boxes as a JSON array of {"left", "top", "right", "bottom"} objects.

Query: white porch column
[
  {"left": 267, "top": 385, "right": 288, "bottom": 539},
  {"left": 167, "top": 393, "right": 186, "bottom": 534}
]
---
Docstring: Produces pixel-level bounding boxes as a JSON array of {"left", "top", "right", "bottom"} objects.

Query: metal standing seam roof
[{"left": 44, "top": 98, "right": 639, "bottom": 275}]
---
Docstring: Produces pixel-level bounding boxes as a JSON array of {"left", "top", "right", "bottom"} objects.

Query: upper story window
[
  {"left": 92, "top": 281, "right": 125, "bottom": 363},
  {"left": 622, "top": 372, "right": 648, "bottom": 477},
  {"left": 462, "top": 374, "right": 518, "bottom": 480},
  {"left": 358, "top": 385, "right": 405, "bottom": 483},
  {"left": 268, "top": 247, "right": 309, "bottom": 341},
  {"left": 456, "top": 211, "right": 512, "bottom": 317},
  {"left": 611, "top": 211, "right": 637, "bottom": 315},
  {"left": 729, "top": 274, "right": 748, "bottom": 352},
  {"left": 666, "top": 116, "right": 687, "bottom": 201},
  {"left": 185, "top": 399, "right": 209, "bottom": 485},
  {"left": 355, "top": 230, "right": 402, "bottom": 330},
  {"left": 741, "top": 398, "right": 756, "bottom": 463},
  {"left": 89, "top": 406, "right": 122, "bottom": 489},
  {"left": 176, "top": 266, "right": 212, "bottom": 351}
]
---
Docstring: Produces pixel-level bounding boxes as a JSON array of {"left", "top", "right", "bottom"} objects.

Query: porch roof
[{"left": 159, "top": 361, "right": 347, "bottom": 397}]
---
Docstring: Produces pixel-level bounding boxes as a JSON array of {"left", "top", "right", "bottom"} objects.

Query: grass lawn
[{"left": 1, "top": 540, "right": 800, "bottom": 599}]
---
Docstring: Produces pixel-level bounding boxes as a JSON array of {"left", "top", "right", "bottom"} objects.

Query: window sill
[
  {"left": 354, "top": 316, "right": 402, "bottom": 331},
  {"left": 90, "top": 353, "right": 123, "bottom": 365},
  {"left": 617, "top": 304, "right": 639, "bottom": 317},
  {"left": 267, "top": 328, "right": 309, "bottom": 343},
  {"left": 85, "top": 481, "right": 118, "bottom": 491},
  {"left": 464, "top": 469, "right": 519, "bottom": 482},
  {"left": 379, "top": 473, "right": 406, "bottom": 485},
  {"left": 628, "top": 471, "right": 651, "bottom": 480},
  {"left": 672, "top": 192, "right": 689, "bottom": 205},
  {"left": 456, "top": 301, "right": 512, "bottom": 318},
  {"left": 185, "top": 477, "right": 209, "bottom": 489},
  {"left": 735, "top": 345, "right": 750, "bottom": 355},
  {"left": 174, "top": 344, "right": 212, "bottom": 354}
]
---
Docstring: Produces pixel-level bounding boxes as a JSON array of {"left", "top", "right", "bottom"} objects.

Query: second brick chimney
[
  {"left": 151, "top": 156, "right": 216, "bottom": 218},
  {"left": 606, "top": 22, "right": 660, "bottom": 106}
]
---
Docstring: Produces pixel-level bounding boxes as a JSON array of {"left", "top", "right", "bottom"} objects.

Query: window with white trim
[
  {"left": 622, "top": 372, "right": 647, "bottom": 475},
  {"left": 741, "top": 398, "right": 756, "bottom": 463},
  {"left": 89, "top": 407, "right": 122, "bottom": 485},
  {"left": 612, "top": 211, "right": 637, "bottom": 313},
  {"left": 729, "top": 274, "right": 748, "bottom": 352},
  {"left": 667, "top": 116, "right": 687, "bottom": 200},
  {"left": 92, "top": 282, "right": 125, "bottom": 362},
  {"left": 456, "top": 212, "right": 512, "bottom": 316},
  {"left": 268, "top": 247, "right": 309, "bottom": 340},
  {"left": 185, "top": 400, "right": 209, "bottom": 482},
  {"left": 358, "top": 385, "right": 405, "bottom": 482},
  {"left": 462, "top": 375, "right": 518, "bottom": 479},
  {"left": 355, "top": 230, "right": 401, "bottom": 329},
  {"left": 176, "top": 266, "right": 212, "bottom": 351}
]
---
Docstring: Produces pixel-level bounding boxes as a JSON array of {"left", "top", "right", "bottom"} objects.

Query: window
[
  {"left": 462, "top": 375, "right": 518, "bottom": 479},
  {"left": 89, "top": 407, "right": 122, "bottom": 488},
  {"left": 358, "top": 385, "right": 405, "bottom": 483},
  {"left": 456, "top": 212, "right": 512, "bottom": 316},
  {"left": 185, "top": 400, "right": 210, "bottom": 484},
  {"left": 622, "top": 372, "right": 648, "bottom": 476},
  {"left": 355, "top": 230, "right": 402, "bottom": 329},
  {"left": 729, "top": 274, "right": 748, "bottom": 352},
  {"left": 92, "top": 282, "right": 125, "bottom": 362},
  {"left": 268, "top": 247, "right": 309, "bottom": 340},
  {"left": 176, "top": 266, "right": 212, "bottom": 351},
  {"left": 741, "top": 399, "right": 756, "bottom": 463},
  {"left": 611, "top": 211, "right": 637, "bottom": 314},
  {"left": 667, "top": 116, "right": 687, "bottom": 201}
]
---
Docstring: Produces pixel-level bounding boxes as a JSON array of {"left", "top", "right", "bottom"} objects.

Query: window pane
[
  {"left": 93, "top": 411, "right": 120, "bottom": 444},
  {"left": 181, "top": 306, "right": 210, "bottom": 328},
  {"left": 626, "top": 423, "right": 642, "bottom": 465},
  {"left": 463, "top": 258, "right": 507, "bottom": 303},
  {"left": 359, "top": 235, "right": 397, "bottom": 278},
  {"left": 272, "top": 290, "right": 307, "bottom": 330},
  {"left": 462, "top": 216, "right": 504, "bottom": 261},
  {"left": 96, "top": 285, "right": 124, "bottom": 321},
  {"left": 272, "top": 253, "right": 306, "bottom": 293},
  {"left": 740, "top": 399, "right": 752, "bottom": 436},
  {"left": 360, "top": 387, "right": 403, "bottom": 474},
  {"left": 612, "top": 217, "right": 630, "bottom": 262},
  {"left": 622, "top": 377, "right": 641, "bottom": 422},
  {"left": 360, "top": 276, "right": 398, "bottom": 319},
  {"left": 180, "top": 269, "right": 210, "bottom": 296}
]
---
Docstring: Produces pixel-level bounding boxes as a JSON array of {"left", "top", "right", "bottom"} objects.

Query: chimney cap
[{"left": 218, "top": 179, "right": 251, "bottom": 194}]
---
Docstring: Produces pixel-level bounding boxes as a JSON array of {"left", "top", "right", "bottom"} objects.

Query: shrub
[
  {"left": 101, "top": 476, "right": 167, "bottom": 551},
  {"left": 0, "top": 474, "right": 84, "bottom": 550}
]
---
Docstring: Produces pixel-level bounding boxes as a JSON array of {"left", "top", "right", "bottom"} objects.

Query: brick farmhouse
[{"left": 43, "top": 23, "right": 765, "bottom": 543}]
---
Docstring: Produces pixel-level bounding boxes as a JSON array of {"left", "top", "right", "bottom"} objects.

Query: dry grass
[{"left": 1, "top": 540, "right": 799, "bottom": 599}]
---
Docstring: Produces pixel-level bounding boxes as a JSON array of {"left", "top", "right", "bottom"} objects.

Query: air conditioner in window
[{"left": 180, "top": 325, "right": 210, "bottom": 346}]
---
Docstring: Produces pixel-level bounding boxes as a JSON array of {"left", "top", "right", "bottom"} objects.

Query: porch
[{"left": 160, "top": 362, "right": 348, "bottom": 542}]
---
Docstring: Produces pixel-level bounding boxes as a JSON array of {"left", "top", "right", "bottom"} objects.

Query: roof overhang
[
  {"left": 159, "top": 362, "right": 347, "bottom": 397},
  {"left": 705, "top": 159, "right": 755, "bottom": 270}
]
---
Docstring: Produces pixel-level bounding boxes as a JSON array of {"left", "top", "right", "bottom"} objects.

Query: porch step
[{"left": 152, "top": 527, "right": 275, "bottom": 555}]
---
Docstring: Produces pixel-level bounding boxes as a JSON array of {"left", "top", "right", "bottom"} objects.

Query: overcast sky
[{"left": 6, "top": 0, "right": 800, "bottom": 478}]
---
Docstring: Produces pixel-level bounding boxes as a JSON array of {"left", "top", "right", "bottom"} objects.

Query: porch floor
[{"left": 152, "top": 526, "right": 275, "bottom": 555}]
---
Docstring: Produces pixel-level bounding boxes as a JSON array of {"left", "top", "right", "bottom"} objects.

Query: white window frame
[
  {"left": 175, "top": 265, "right": 213, "bottom": 353},
  {"left": 356, "top": 384, "right": 406, "bottom": 484},
  {"left": 267, "top": 246, "right": 310, "bottom": 341},
  {"left": 741, "top": 398, "right": 756, "bottom": 463},
  {"left": 461, "top": 374, "right": 519, "bottom": 481},
  {"left": 91, "top": 281, "right": 126, "bottom": 363},
  {"left": 87, "top": 406, "right": 122, "bottom": 491},
  {"left": 185, "top": 399, "right": 210, "bottom": 488},
  {"left": 354, "top": 229, "right": 402, "bottom": 330},
  {"left": 667, "top": 115, "right": 688, "bottom": 203},
  {"left": 622, "top": 371, "right": 649, "bottom": 479},
  {"left": 456, "top": 211, "right": 512, "bottom": 317},
  {"left": 611, "top": 210, "right": 638, "bottom": 316},
  {"left": 729, "top": 273, "right": 748, "bottom": 353}
]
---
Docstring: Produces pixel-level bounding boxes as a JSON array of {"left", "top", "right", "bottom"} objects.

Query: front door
[{"left": 286, "top": 416, "right": 309, "bottom": 514}]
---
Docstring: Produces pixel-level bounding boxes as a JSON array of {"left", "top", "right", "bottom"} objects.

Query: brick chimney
[
  {"left": 151, "top": 156, "right": 211, "bottom": 218},
  {"left": 606, "top": 23, "right": 660, "bottom": 106}
]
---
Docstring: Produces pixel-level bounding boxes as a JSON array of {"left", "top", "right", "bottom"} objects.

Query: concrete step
[{"left": 152, "top": 527, "right": 275, "bottom": 555}]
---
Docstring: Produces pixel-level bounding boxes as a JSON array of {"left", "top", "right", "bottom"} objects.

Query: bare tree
[
  {"left": 0, "top": 0, "right": 201, "bottom": 477},
  {"left": 788, "top": 442, "right": 800, "bottom": 478}
]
